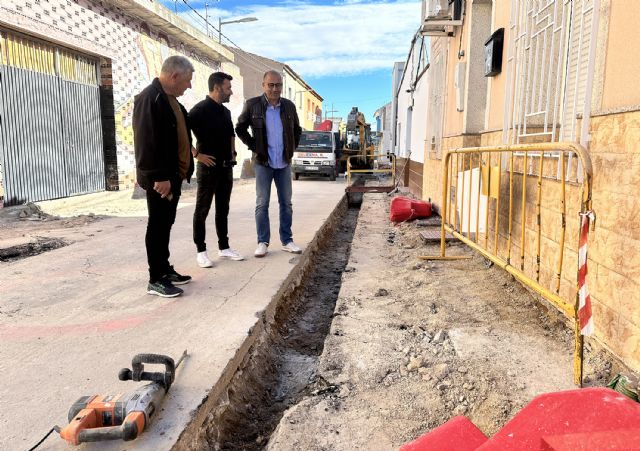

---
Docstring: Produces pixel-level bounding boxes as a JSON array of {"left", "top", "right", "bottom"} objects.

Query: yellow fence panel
[{"left": 425, "top": 142, "right": 593, "bottom": 386}]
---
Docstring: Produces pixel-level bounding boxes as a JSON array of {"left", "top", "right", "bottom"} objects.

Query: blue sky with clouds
[{"left": 164, "top": 0, "right": 422, "bottom": 125}]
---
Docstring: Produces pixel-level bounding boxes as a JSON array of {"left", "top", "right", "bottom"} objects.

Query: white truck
[{"left": 291, "top": 131, "right": 338, "bottom": 181}]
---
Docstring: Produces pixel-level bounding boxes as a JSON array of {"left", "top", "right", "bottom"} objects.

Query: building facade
[
  {"left": 0, "top": 0, "right": 242, "bottom": 204},
  {"left": 373, "top": 101, "right": 392, "bottom": 153},
  {"left": 229, "top": 49, "right": 322, "bottom": 131},
  {"left": 420, "top": 0, "right": 640, "bottom": 371},
  {"left": 395, "top": 33, "right": 429, "bottom": 197}
]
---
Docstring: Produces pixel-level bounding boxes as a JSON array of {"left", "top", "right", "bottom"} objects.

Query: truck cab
[{"left": 292, "top": 131, "right": 338, "bottom": 181}]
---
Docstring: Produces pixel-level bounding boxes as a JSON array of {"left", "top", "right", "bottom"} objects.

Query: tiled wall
[
  {"left": 1, "top": 0, "right": 223, "bottom": 189},
  {"left": 420, "top": 121, "right": 640, "bottom": 371}
]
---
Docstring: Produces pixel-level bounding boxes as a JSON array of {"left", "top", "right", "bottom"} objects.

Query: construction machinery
[
  {"left": 338, "top": 107, "right": 397, "bottom": 204},
  {"left": 57, "top": 351, "right": 187, "bottom": 446},
  {"left": 338, "top": 106, "right": 374, "bottom": 173}
]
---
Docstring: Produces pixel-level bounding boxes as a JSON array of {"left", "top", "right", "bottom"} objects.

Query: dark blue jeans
[{"left": 254, "top": 164, "right": 293, "bottom": 245}]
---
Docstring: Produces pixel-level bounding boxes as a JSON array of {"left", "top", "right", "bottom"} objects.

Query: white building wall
[
  {"left": 390, "top": 61, "right": 405, "bottom": 154},
  {"left": 410, "top": 75, "right": 429, "bottom": 164},
  {"left": 396, "top": 71, "right": 411, "bottom": 158},
  {"left": 382, "top": 103, "right": 393, "bottom": 153}
]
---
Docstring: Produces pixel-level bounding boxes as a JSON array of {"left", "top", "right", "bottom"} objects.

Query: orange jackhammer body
[{"left": 59, "top": 351, "right": 186, "bottom": 445}]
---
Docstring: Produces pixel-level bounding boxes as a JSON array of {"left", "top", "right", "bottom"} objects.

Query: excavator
[
  {"left": 339, "top": 107, "right": 397, "bottom": 204},
  {"left": 338, "top": 107, "right": 375, "bottom": 173}
]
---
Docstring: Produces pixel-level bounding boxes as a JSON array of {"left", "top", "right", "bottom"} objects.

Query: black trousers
[
  {"left": 193, "top": 163, "right": 233, "bottom": 252},
  {"left": 145, "top": 180, "right": 181, "bottom": 282}
]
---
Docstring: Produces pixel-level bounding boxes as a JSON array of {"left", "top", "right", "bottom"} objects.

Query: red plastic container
[{"left": 390, "top": 196, "right": 432, "bottom": 223}]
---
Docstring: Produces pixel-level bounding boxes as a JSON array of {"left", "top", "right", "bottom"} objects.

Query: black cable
[{"left": 27, "top": 426, "right": 59, "bottom": 451}]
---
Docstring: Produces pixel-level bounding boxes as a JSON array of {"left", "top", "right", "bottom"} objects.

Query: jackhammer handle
[
  {"left": 131, "top": 353, "right": 175, "bottom": 382},
  {"left": 77, "top": 412, "right": 145, "bottom": 443},
  {"left": 119, "top": 369, "right": 167, "bottom": 384},
  {"left": 132, "top": 353, "right": 175, "bottom": 371}
]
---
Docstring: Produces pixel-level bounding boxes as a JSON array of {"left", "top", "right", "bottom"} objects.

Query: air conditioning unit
[
  {"left": 421, "top": 0, "right": 463, "bottom": 34},
  {"left": 420, "top": 24, "right": 454, "bottom": 37}
]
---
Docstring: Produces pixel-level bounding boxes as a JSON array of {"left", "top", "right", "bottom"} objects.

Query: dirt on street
[
  {"left": 263, "top": 193, "right": 623, "bottom": 449},
  {"left": 199, "top": 192, "right": 622, "bottom": 451},
  {"left": 0, "top": 187, "right": 200, "bottom": 254},
  {"left": 1, "top": 188, "right": 625, "bottom": 450}
]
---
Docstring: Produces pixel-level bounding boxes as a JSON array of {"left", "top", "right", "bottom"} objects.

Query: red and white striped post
[{"left": 577, "top": 211, "right": 595, "bottom": 336}]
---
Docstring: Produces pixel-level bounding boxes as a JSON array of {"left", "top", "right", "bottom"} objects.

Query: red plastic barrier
[
  {"left": 478, "top": 388, "right": 640, "bottom": 450},
  {"left": 401, "top": 388, "right": 640, "bottom": 451},
  {"left": 390, "top": 196, "right": 432, "bottom": 223},
  {"left": 399, "top": 416, "right": 488, "bottom": 451},
  {"left": 540, "top": 428, "right": 640, "bottom": 450}
]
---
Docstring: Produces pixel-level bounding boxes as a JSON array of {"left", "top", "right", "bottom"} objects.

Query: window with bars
[{"left": 502, "top": 0, "right": 598, "bottom": 181}]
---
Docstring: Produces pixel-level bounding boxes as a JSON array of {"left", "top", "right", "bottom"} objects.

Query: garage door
[{"left": 0, "top": 29, "right": 105, "bottom": 205}]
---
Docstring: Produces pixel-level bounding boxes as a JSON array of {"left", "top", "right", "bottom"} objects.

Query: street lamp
[{"left": 218, "top": 16, "right": 258, "bottom": 43}]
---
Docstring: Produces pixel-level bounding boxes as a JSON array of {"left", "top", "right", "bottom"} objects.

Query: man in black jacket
[
  {"left": 133, "top": 55, "right": 195, "bottom": 298},
  {"left": 235, "top": 70, "right": 302, "bottom": 258},
  {"left": 190, "top": 71, "right": 243, "bottom": 268}
]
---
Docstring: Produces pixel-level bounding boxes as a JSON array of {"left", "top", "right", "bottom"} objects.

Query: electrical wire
[
  {"left": 27, "top": 426, "right": 60, "bottom": 451},
  {"left": 175, "top": 0, "right": 274, "bottom": 73}
]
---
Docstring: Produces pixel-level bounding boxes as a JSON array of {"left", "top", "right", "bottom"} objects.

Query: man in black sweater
[
  {"left": 190, "top": 72, "right": 243, "bottom": 267},
  {"left": 133, "top": 56, "right": 194, "bottom": 298}
]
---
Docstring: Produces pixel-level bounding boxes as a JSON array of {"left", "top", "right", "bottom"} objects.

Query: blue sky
[{"left": 161, "top": 0, "right": 422, "bottom": 126}]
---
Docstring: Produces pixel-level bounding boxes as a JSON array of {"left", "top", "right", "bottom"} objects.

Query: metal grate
[
  {"left": 0, "top": 28, "right": 104, "bottom": 205},
  {"left": 503, "top": 0, "right": 598, "bottom": 146}
]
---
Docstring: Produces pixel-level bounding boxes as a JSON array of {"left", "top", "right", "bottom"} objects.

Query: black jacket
[
  {"left": 235, "top": 95, "right": 301, "bottom": 166},
  {"left": 133, "top": 78, "right": 194, "bottom": 190}
]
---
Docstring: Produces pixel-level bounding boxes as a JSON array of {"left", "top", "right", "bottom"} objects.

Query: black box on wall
[{"left": 484, "top": 28, "right": 504, "bottom": 77}]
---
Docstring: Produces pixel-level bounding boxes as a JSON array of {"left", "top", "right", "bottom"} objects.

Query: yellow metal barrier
[
  {"left": 346, "top": 152, "right": 396, "bottom": 187},
  {"left": 428, "top": 142, "right": 593, "bottom": 386}
]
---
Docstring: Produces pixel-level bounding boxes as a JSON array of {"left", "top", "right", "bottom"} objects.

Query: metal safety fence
[
  {"left": 346, "top": 152, "right": 396, "bottom": 188},
  {"left": 426, "top": 143, "right": 594, "bottom": 385}
]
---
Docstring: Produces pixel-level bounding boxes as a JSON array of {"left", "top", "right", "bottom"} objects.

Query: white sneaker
[
  {"left": 282, "top": 241, "right": 302, "bottom": 254},
  {"left": 196, "top": 251, "right": 213, "bottom": 268},
  {"left": 218, "top": 248, "right": 244, "bottom": 261},
  {"left": 254, "top": 242, "right": 269, "bottom": 258}
]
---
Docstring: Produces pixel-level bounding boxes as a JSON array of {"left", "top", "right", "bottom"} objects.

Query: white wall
[
  {"left": 382, "top": 103, "right": 393, "bottom": 153},
  {"left": 390, "top": 62, "right": 405, "bottom": 154},
  {"left": 410, "top": 74, "right": 429, "bottom": 164},
  {"left": 396, "top": 73, "right": 410, "bottom": 158}
]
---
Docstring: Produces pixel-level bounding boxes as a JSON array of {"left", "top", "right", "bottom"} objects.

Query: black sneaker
[
  {"left": 164, "top": 266, "right": 192, "bottom": 285},
  {"left": 147, "top": 279, "right": 183, "bottom": 298}
]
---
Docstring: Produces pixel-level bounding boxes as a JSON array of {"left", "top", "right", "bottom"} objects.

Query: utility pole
[
  {"left": 324, "top": 102, "right": 338, "bottom": 121},
  {"left": 205, "top": 3, "right": 209, "bottom": 37}
]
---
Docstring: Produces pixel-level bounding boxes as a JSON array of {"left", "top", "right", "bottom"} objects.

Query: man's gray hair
[
  {"left": 161, "top": 56, "right": 194, "bottom": 75},
  {"left": 263, "top": 70, "right": 282, "bottom": 80}
]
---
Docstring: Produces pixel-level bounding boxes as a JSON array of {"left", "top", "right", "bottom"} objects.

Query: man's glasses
[{"left": 266, "top": 83, "right": 283, "bottom": 89}]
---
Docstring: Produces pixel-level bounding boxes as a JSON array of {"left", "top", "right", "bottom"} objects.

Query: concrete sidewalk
[{"left": 0, "top": 179, "right": 345, "bottom": 450}]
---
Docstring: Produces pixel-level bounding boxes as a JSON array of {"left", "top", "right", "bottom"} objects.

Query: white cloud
[{"left": 186, "top": 1, "right": 422, "bottom": 77}]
